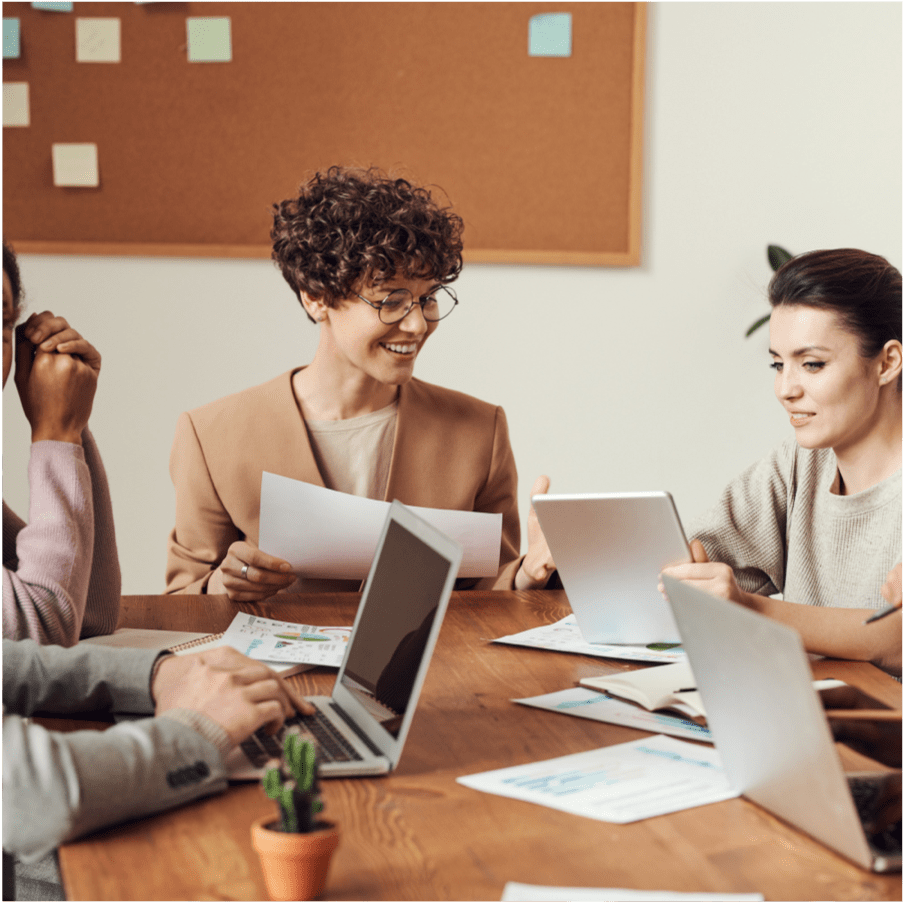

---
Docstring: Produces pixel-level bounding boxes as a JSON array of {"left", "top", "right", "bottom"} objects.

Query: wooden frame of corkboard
[{"left": 3, "top": 2, "right": 646, "bottom": 266}]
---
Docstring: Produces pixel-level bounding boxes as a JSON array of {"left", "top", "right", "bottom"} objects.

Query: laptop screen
[{"left": 340, "top": 517, "right": 452, "bottom": 737}]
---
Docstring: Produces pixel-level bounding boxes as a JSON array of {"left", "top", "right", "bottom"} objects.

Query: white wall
[{"left": 3, "top": 2, "right": 901, "bottom": 594}]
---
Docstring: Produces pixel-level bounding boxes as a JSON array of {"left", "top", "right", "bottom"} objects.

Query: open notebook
[{"left": 80, "top": 616, "right": 330, "bottom": 676}]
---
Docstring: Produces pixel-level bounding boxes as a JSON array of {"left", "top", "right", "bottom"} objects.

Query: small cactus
[{"left": 263, "top": 732, "right": 324, "bottom": 833}]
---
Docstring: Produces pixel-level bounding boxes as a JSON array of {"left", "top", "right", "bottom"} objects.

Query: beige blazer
[{"left": 166, "top": 370, "right": 522, "bottom": 594}]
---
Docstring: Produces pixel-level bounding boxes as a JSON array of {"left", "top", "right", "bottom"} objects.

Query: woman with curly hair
[
  {"left": 3, "top": 240, "right": 120, "bottom": 643},
  {"left": 663, "top": 248, "right": 901, "bottom": 674},
  {"left": 166, "top": 167, "right": 554, "bottom": 600}
]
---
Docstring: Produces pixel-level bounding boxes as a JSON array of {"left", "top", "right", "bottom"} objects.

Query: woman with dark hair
[
  {"left": 664, "top": 248, "right": 901, "bottom": 673},
  {"left": 2, "top": 241, "right": 120, "bottom": 643},
  {"left": 166, "top": 167, "right": 554, "bottom": 600}
]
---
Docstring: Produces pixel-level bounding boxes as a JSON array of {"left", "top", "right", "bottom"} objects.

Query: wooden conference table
[{"left": 56, "top": 590, "right": 901, "bottom": 901}]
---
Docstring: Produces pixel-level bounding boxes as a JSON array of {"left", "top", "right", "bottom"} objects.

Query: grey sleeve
[
  {"left": 687, "top": 441, "right": 796, "bottom": 597},
  {"left": 3, "top": 712, "right": 228, "bottom": 862},
  {"left": 2, "top": 640, "right": 229, "bottom": 862},
  {"left": 2, "top": 639, "right": 159, "bottom": 716}
]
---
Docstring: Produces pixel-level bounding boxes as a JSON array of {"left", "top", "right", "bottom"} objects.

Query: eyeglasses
[{"left": 356, "top": 286, "right": 458, "bottom": 325}]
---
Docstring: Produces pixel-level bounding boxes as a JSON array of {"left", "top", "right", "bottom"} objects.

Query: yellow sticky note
[
  {"left": 76, "top": 18, "right": 121, "bottom": 62},
  {"left": 3, "top": 83, "right": 30, "bottom": 127},
  {"left": 52, "top": 143, "right": 100, "bottom": 187}
]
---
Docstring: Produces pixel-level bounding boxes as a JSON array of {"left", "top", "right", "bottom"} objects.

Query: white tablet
[{"left": 532, "top": 492, "right": 691, "bottom": 644}]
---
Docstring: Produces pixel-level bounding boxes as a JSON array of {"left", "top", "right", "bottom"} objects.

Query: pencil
[{"left": 863, "top": 601, "right": 902, "bottom": 624}]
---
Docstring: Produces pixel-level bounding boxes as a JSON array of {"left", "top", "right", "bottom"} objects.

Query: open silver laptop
[
  {"left": 533, "top": 492, "right": 691, "bottom": 644},
  {"left": 662, "top": 574, "right": 901, "bottom": 873},
  {"left": 227, "top": 500, "right": 462, "bottom": 778}
]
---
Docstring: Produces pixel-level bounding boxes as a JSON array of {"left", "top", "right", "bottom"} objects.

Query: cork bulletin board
[{"left": 3, "top": 2, "right": 646, "bottom": 266}]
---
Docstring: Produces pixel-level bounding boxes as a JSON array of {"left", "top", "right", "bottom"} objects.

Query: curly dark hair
[
  {"left": 3, "top": 240, "right": 24, "bottom": 314},
  {"left": 271, "top": 167, "right": 464, "bottom": 320}
]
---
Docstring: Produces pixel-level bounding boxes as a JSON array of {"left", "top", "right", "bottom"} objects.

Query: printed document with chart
[{"left": 457, "top": 734, "right": 737, "bottom": 823}]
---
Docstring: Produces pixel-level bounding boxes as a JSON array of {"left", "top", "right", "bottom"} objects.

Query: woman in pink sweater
[{"left": 2, "top": 241, "right": 120, "bottom": 644}]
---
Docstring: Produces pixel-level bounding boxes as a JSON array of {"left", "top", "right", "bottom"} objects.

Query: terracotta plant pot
[{"left": 251, "top": 816, "right": 340, "bottom": 901}]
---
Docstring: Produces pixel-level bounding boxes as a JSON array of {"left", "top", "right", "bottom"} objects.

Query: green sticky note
[
  {"left": 187, "top": 17, "right": 232, "bottom": 63},
  {"left": 31, "top": 2, "right": 74, "bottom": 11},
  {"left": 3, "top": 18, "right": 20, "bottom": 58},
  {"left": 529, "top": 13, "right": 572, "bottom": 58}
]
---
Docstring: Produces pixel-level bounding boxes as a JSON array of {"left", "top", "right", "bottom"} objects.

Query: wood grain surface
[{"left": 54, "top": 591, "right": 901, "bottom": 901}]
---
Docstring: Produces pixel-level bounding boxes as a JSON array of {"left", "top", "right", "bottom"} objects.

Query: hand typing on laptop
[{"left": 153, "top": 646, "right": 314, "bottom": 745}]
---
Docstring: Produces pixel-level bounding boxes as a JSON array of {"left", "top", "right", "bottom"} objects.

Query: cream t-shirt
[{"left": 305, "top": 401, "right": 398, "bottom": 500}]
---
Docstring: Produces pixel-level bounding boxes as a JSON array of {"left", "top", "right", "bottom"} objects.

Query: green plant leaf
[
  {"left": 263, "top": 767, "right": 284, "bottom": 799},
  {"left": 301, "top": 741, "right": 316, "bottom": 791},
  {"left": 767, "top": 244, "right": 792, "bottom": 271},
  {"left": 745, "top": 313, "right": 771, "bottom": 337}
]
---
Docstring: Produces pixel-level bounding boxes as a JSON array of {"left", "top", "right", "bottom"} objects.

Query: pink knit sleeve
[
  {"left": 3, "top": 441, "right": 95, "bottom": 645},
  {"left": 78, "top": 429, "right": 121, "bottom": 637}
]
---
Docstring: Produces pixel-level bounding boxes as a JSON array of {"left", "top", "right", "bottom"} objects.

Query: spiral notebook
[{"left": 81, "top": 625, "right": 314, "bottom": 676}]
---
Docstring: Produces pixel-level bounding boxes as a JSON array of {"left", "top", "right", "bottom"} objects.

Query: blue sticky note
[
  {"left": 3, "top": 19, "right": 20, "bottom": 58},
  {"left": 187, "top": 17, "right": 232, "bottom": 63},
  {"left": 31, "top": 2, "right": 74, "bottom": 11},
  {"left": 529, "top": 13, "right": 572, "bottom": 58}
]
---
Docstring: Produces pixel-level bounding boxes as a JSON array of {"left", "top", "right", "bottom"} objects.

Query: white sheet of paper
[
  {"left": 3, "top": 82, "right": 29, "bottom": 127},
  {"left": 220, "top": 611, "right": 349, "bottom": 668},
  {"left": 457, "top": 734, "right": 736, "bottom": 824},
  {"left": 502, "top": 884, "right": 762, "bottom": 902},
  {"left": 494, "top": 614, "right": 687, "bottom": 663},
  {"left": 258, "top": 472, "right": 502, "bottom": 579},
  {"left": 514, "top": 687, "right": 712, "bottom": 743},
  {"left": 52, "top": 142, "right": 99, "bottom": 186},
  {"left": 76, "top": 17, "right": 120, "bottom": 62}
]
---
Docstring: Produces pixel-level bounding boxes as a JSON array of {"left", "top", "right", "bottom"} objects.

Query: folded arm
[{"left": 3, "top": 442, "right": 95, "bottom": 645}]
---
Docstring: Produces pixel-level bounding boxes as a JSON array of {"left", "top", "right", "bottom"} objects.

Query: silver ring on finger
[{"left": 240, "top": 563, "right": 250, "bottom": 580}]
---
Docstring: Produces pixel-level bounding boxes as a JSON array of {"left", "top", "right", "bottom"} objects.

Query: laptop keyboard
[
  {"left": 848, "top": 775, "right": 884, "bottom": 819},
  {"left": 239, "top": 708, "right": 363, "bottom": 769}
]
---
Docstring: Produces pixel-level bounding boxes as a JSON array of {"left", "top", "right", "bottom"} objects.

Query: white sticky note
[
  {"left": 76, "top": 18, "right": 121, "bottom": 62},
  {"left": 186, "top": 17, "right": 231, "bottom": 62},
  {"left": 52, "top": 143, "right": 100, "bottom": 187},
  {"left": 3, "top": 83, "right": 30, "bottom": 127},
  {"left": 529, "top": 13, "right": 572, "bottom": 58}
]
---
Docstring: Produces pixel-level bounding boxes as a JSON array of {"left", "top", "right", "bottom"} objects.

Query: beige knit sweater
[{"left": 688, "top": 438, "right": 901, "bottom": 610}]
